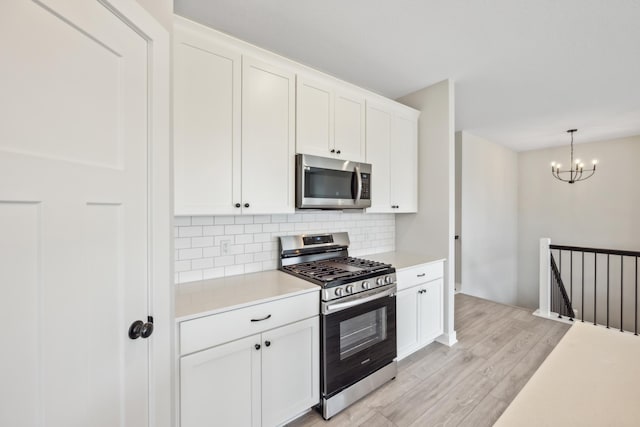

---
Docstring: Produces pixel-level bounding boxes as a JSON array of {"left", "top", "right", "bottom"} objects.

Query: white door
[
  {"left": 390, "top": 113, "right": 418, "bottom": 212},
  {"left": 334, "top": 90, "right": 365, "bottom": 162},
  {"left": 180, "top": 335, "right": 262, "bottom": 427},
  {"left": 365, "top": 103, "right": 392, "bottom": 213},
  {"left": 0, "top": 1, "right": 168, "bottom": 426},
  {"left": 261, "top": 317, "right": 320, "bottom": 427},
  {"left": 396, "top": 287, "right": 420, "bottom": 359},
  {"left": 173, "top": 25, "right": 241, "bottom": 216},
  {"left": 296, "top": 77, "right": 333, "bottom": 158},
  {"left": 419, "top": 279, "right": 444, "bottom": 344},
  {"left": 242, "top": 56, "right": 295, "bottom": 214}
]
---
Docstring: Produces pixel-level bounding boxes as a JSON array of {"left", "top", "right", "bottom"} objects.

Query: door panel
[
  {"left": 419, "top": 279, "right": 444, "bottom": 344},
  {"left": 391, "top": 114, "right": 418, "bottom": 212},
  {"left": 0, "top": 1, "right": 150, "bottom": 425},
  {"left": 396, "top": 287, "right": 419, "bottom": 359},
  {"left": 365, "top": 104, "right": 392, "bottom": 213},
  {"left": 180, "top": 335, "right": 261, "bottom": 427},
  {"left": 242, "top": 57, "right": 295, "bottom": 214},
  {"left": 334, "top": 91, "right": 365, "bottom": 162},
  {"left": 173, "top": 28, "right": 241, "bottom": 215},
  {"left": 262, "top": 317, "right": 319, "bottom": 427},
  {"left": 296, "top": 78, "right": 333, "bottom": 157}
]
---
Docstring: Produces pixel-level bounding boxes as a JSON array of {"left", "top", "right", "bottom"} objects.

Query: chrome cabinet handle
[{"left": 250, "top": 314, "right": 271, "bottom": 322}]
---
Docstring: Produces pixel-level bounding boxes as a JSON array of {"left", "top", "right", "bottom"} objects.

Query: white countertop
[
  {"left": 494, "top": 321, "right": 640, "bottom": 426},
  {"left": 365, "top": 251, "right": 446, "bottom": 270},
  {"left": 175, "top": 270, "right": 319, "bottom": 321}
]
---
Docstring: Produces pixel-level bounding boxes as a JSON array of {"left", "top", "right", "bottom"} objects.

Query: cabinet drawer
[
  {"left": 396, "top": 261, "right": 443, "bottom": 291},
  {"left": 180, "top": 291, "right": 319, "bottom": 355}
]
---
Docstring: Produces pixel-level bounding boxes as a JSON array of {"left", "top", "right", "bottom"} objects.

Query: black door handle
[
  {"left": 128, "top": 316, "right": 154, "bottom": 339},
  {"left": 255, "top": 344, "right": 261, "bottom": 350},
  {"left": 265, "top": 340, "right": 271, "bottom": 347}
]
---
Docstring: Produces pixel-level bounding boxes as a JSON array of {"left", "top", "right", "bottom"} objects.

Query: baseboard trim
[{"left": 436, "top": 331, "right": 457, "bottom": 347}]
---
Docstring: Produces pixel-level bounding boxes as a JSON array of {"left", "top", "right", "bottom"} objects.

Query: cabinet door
[
  {"left": 419, "top": 278, "right": 444, "bottom": 344},
  {"left": 396, "top": 287, "right": 420, "bottom": 360},
  {"left": 180, "top": 335, "right": 261, "bottom": 427},
  {"left": 334, "top": 90, "right": 365, "bottom": 162},
  {"left": 390, "top": 113, "right": 418, "bottom": 213},
  {"left": 261, "top": 317, "right": 319, "bottom": 427},
  {"left": 365, "top": 103, "right": 392, "bottom": 213},
  {"left": 242, "top": 57, "right": 296, "bottom": 214},
  {"left": 173, "top": 28, "right": 241, "bottom": 215},
  {"left": 296, "top": 77, "right": 333, "bottom": 158}
]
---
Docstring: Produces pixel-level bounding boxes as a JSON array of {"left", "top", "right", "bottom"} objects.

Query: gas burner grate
[{"left": 282, "top": 256, "right": 392, "bottom": 284}]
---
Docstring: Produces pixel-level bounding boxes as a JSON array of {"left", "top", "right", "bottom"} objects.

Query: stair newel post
[{"left": 540, "top": 238, "right": 552, "bottom": 317}]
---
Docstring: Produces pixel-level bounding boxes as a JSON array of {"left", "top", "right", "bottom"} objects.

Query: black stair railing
[
  {"left": 550, "top": 253, "right": 575, "bottom": 320},
  {"left": 550, "top": 244, "right": 640, "bottom": 335}
]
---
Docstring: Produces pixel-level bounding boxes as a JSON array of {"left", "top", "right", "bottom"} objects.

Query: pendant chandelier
[{"left": 550, "top": 129, "right": 598, "bottom": 184}]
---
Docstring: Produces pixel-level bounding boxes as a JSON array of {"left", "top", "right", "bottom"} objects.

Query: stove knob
[
  {"left": 334, "top": 288, "right": 343, "bottom": 297},
  {"left": 362, "top": 281, "right": 370, "bottom": 290},
  {"left": 346, "top": 285, "right": 354, "bottom": 294},
  {"left": 376, "top": 278, "right": 384, "bottom": 286},
  {"left": 385, "top": 276, "right": 393, "bottom": 284}
]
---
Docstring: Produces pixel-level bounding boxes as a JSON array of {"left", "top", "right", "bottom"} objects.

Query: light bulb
[
  {"left": 592, "top": 159, "right": 598, "bottom": 165},
  {"left": 579, "top": 163, "right": 585, "bottom": 168},
  {"left": 550, "top": 161, "right": 556, "bottom": 167},
  {"left": 575, "top": 158, "right": 581, "bottom": 164},
  {"left": 557, "top": 164, "right": 562, "bottom": 169}
]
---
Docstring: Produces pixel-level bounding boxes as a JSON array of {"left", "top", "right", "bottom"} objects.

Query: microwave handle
[{"left": 354, "top": 165, "right": 362, "bottom": 203}]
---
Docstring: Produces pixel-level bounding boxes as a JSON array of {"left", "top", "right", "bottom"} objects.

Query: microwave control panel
[{"left": 361, "top": 173, "right": 371, "bottom": 199}]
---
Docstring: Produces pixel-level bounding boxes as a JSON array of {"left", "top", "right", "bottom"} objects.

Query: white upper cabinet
[
  {"left": 390, "top": 110, "right": 419, "bottom": 212},
  {"left": 296, "top": 77, "right": 365, "bottom": 162},
  {"left": 366, "top": 100, "right": 419, "bottom": 213},
  {"left": 173, "top": 21, "right": 295, "bottom": 215},
  {"left": 173, "top": 28, "right": 241, "bottom": 216},
  {"left": 241, "top": 57, "right": 296, "bottom": 215},
  {"left": 365, "top": 102, "right": 392, "bottom": 212}
]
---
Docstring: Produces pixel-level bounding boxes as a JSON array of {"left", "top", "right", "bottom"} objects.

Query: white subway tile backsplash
[
  {"left": 192, "top": 216, "right": 214, "bottom": 226},
  {"left": 179, "top": 226, "right": 202, "bottom": 238},
  {"left": 235, "top": 215, "right": 254, "bottom": 225},
  {"left": 225, "top": 224, "right": 244, "bottom": 235},
  {"left": 174, "top": 217, "right": 191, "bottom": 226},
  {"left": 214, "top": 255, "right": 235, "bottom": 267},
  {"left": 174, "top": 212, "right": 395, "bottom": 284},
  {"left": 179, "top": 248, "right": 203, "bottom": 260},
  {"left": 191, "top": 236, "right": 214, "bottom": 248},
  {"left": 192, "top": 258, "right": 214, "bottom": 270},
  {"left": 235, "top": 234, "right": 253, "bottom": 244},
  {"left": 214, "top": 216, "right": 235, "bottom": 225},
  {"left": 244, "top": 224, "right": 262, "bottom": 234}
]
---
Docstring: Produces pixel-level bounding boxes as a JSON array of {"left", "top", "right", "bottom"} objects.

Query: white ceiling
[{"left": 174, "top": 0, "right": 640, "bottom": 151}]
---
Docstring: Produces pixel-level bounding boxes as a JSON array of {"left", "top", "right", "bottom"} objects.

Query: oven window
[
  {"left": 339, "top": 307, "right": 387, "bottom": 360},
  {"left": 305, "top": 168, "right": 354, "bottom": 199}
]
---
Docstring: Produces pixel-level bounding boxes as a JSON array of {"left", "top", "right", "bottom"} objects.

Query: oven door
[
  {"left": 321, "top": 285, "right": 396, "bottom": 397},
  {"left": 296, "top": 153, "right": 371, "bottom": 209}
]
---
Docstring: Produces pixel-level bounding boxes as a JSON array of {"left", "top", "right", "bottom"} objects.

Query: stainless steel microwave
[{"left": 296, "top": 154, "right": 372, "bottom": 209}]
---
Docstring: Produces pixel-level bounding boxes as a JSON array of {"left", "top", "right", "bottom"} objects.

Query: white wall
[
  {"left": 396, "top": 79, "right": 457, "bottom": 345},
  {"left": 174, "top": 212, "right": 395, "bottom": 284},
  {"left": 518, "top": 135, "right": 640, "bottom": 308},
  {"left": 458, "top": 131, "right": 518, "bottom": 305}
]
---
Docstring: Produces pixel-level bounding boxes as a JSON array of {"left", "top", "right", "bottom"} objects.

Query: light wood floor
[{"left": 288, "top": 293, "right": 571, "bottom": 427}]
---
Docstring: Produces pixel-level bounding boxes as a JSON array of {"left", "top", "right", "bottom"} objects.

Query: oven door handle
[
  {"left": 354, "top": 165, "right": 362, "bottom": 204},
  {"left": 323, "top": 286, "right": 396, "bottom": 314}
]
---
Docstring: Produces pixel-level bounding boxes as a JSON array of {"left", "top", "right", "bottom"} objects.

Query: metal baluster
[
  {"left": 581, "top": 251, "right": 585, "bottom": 322},
  {"left": 570, "top": 250, "right": 573, "bottom": 310},
  {"left": 621, "top": 257, "right": 624, "bottom": 332},
  {"left": 606, "top": 254, "right": 610, "bottom": 329},
  {"left": 594, "top": 253, "right": 597, "bottom": 326}
]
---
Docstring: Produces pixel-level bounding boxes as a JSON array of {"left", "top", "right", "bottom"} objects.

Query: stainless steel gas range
[{"left": 279, "top": 232, "right": 397, "bottom": 419}]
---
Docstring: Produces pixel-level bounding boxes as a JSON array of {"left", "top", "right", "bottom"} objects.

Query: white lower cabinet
[
  {"left": 396, "top": 262, "right": 444, "bottom": 360},
  {"left": 180, "top": 315, "right": 319, "bottom": 427}
]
